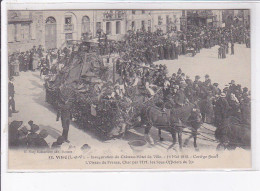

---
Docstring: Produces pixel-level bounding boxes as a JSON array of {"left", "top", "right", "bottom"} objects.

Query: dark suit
[
  {"left": 57, "top": 102, "right": 71, "bottom": 140},
  {"left": 174, "top": 89, "right": 186, "bottom": 107},
  {"left": 8, "top": 81, "right": 16, "bottom": 114}
]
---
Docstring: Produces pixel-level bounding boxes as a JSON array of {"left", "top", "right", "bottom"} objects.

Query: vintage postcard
[{"left": 4, "top": 3, "right": 252, "bottom": 170}]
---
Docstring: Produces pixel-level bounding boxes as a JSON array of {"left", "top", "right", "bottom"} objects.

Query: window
[
  {"left": 82, "top": 16, "right": 90, "bottom": 34},
  {"left": 96, "top": 22, "right": 102, "bottom": 34},
  {"left": 15, "top": 24, "right": 21, "bottom": 42},
  {"left": 166, "top": 15, "right": 169, "bottom": 24},
  {"left": 65, "top": 33, "right": 73, "bottom": 40},
  {"left": 64, "top": 16, "right": 73, "bottom": 31},
  {"left": 30, "top": 21, "right": 36, "bottom": 40},
  {"left": 46, "top": 16, "right": 56, "bottom": 24},
  {"left": 158, "top": 16, "right": 162, "bottom": 25},
  {"left": 21, "top": 23, "right": 30, "bottom": 41},
  {"left": 116, "top": 21, "right": 121, "bottom": 34},
  {"left": 142, "top": 10, "right": 145, "bottom": 14},
  {"left": 8, "top": 24, "right": 15, "bottom": 42},
  {"left": 182, "top": 10, "right": 186, "bottom": 17},
  {"left": 106, "top": 22, "right": 112, "bottom": 34},
  {"left": 131, "top": 21, "right": 135, "bottom": 30},
  {"left": 65, "top": 16, "right": 72, "bottom": 25},
  {"left": 141, "top": 20, "right": 145, "bottom": 30},
  {"left": 148, "top": 20, "right": 151, "bottom": 32},
  {"left": 132, "top": 10, "right": 136, "bottom": 15}
]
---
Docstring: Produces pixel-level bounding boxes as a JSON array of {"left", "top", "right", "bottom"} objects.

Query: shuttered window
[{"left": 8, "top": 24, "right": 15, "bottom": 42}]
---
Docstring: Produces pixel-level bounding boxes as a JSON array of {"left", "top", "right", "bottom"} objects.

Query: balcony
[
  {"left": 187, "top": 10, "right": 213, "bottom": 18},
  {"left": 64, "top": 24, "right": 74, "bottom": 32},
  {"left": 103, "top": 11, "right": 126, "bottom": 21}
]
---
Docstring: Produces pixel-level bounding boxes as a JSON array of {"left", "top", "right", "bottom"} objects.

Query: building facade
[
  {"left": 8, "top": 11, "right": 43, "bottom": 53},
  {"left": 186, "top": 10, "right": 223, "bottom": 28},
  {"left": 222, "top": 9, "right": 250, "bottom": 29},
  {"left": 8, "top": 10, "right": 188, "bottom": 53},
  {"left": 150, "top": 10, "right": 182, "bottom": 33}
]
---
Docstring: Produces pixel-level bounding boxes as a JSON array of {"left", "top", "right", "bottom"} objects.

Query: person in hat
[
  {"left": 185, "top": 75, "right": 193, "bottom": 86},
  {"left": 194, "top": 75, "right": 201, "bottom": 85},
  {"left": 204, "top": 74, "right": 211, "bottom": 86},
  {"left": 212, "top": 83, "right": 221, "bottom": 96},
  {"left": 9, "top": 120, "right": 23, "bottom": 148},
  {"left": 231, "top": 42, "right": 234, "bottom": 55},
  {"left": 27, "top": 121, "right": 40, "bottom": 148},
  {"left": 228, "top": 93, "right": 240, "bottom": 118},
  {"left": 174, "top": 84, "right": 187, "bottom": 108},
  {"left": 193, "top": 75, "right": 201, "bottom": 101},
  {"left": 81, "top": 144, "right": 91, "bottom": 153},
  {"left": 51, "top": 136, "right": 65, "bottom": 149},
  {"left": 36, "top": 129, "right": 49, "bottom": 149},
  {"left": 8, "top": 77, "right": 19, "bottom": 117},
  {"left": 56, "top": 98, "right": 72, "bottom": 143},
  {"left": 184, "top": 77, "right": 195, "bottom": 103},
  {"left": 229, "top": 80, "right": 236, "bottom": 94},
  {"left": 214, "top": 92, "right": 230, "bottom": 127},
  {"left": 177, "top": 68, "right": 182, "bottom": 75},
  {"left": 240, "top": 90, "right": 251, "bottom": 125},
  {"left": 242, "top": 87, "right": 249, "bottom": 97},
  {"left": 17, "top": 126, "right": 29, "bottom": 148}
]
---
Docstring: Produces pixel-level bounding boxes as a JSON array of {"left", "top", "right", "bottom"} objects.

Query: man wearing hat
[
  {"left": 56, "top": 98, "right": 72, "bottom": 143},
  {"left": 27, "top": 121, "right": 40, "bottom": 148},
  {"left": 229, "top": 80, "right": 236, "bottom": 94},
  {"left": 8, "top": 76, "right": 19, "bottom": 117},
  {"left": 174, "top": 85, "right": 187, "bottom": 108},
  {"left": 212, "top": 83, "right": 221, "bottom": 96},
  {"left": 17, "top": 126, "right": 29, "bottom": 148},
  {"left": 9, "top": 120, "right": 23, "bottom": 148},
  {"left": 231, "top": 42, "right": 234, "bottom": 55},
  {"left": 204, "top": 74, "right": 211, "bottom": 86},
  {"left": 35, "top": 129, "right": 49, "bottom": 149},
  {"left": 193, "top": 75, "right": 201, "bottom": 86},
  {"left": 193, "top": 75, "right": 201, "bottom": 101},
  {"left": 214, "top": 92, "right": 230, "bottom": 127}
]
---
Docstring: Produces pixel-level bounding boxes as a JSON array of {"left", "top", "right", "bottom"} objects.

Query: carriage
[
  {"left": 45, "top": 40, "right": 250, "bottom": 149},
  {"left": 215, "top": 116, "right": 251, "bottom": 150},
  {"left": 45, "top": 42, "right": 128, "bottom": 140}
]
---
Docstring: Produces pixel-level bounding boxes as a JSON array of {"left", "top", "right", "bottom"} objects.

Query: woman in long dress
[{"left": 32, "top": 53, "right": 39, "bottom": 71}]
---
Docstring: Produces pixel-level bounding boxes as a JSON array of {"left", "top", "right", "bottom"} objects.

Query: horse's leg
[
  {"left": 120, "top": 123, "right": 127, "bottom": 138},
  {"left": 167, "top": 130, "right": 177, "bottom": 150},
  {"left": 193, "top": 130, "right": 199, "bottom": 151},
  {"left": 158, "top": 128, "right": 164, "bottom": 141},
  {"left": 178, "top": 131, "right": 183, "bottom": 150},
  {"left": 144, "top": 125, "right": 154, "bottom": 145},
  {"left": 183, "top": 134, "right": 192, "bottom": 147}
]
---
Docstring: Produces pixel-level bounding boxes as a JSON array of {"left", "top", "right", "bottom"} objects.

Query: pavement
[
  {"left": 158, "top": 43, "right": 250, "bottom": 90},
  {"left": 9, "top": 43, "right": 250, "bottom": 154}
]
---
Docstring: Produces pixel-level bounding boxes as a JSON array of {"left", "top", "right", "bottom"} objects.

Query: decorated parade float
[
  {"left": 43, "top": 33, "right": 251, "bottom": 150},
  {"left": 44, "top": 39, "right": 133, "bottom": 140}
]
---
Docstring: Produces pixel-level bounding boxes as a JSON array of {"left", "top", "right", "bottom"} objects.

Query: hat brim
[{"left": 12, "top": 121, "right": 23, "bottom": 129}]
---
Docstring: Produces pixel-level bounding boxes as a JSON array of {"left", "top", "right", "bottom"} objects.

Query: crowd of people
[
  {"left": 9, "top": 119, "right": 93, "bottom": 151},
  {"left": 8, "top": 24, "right": 251, "bottom": 149}
]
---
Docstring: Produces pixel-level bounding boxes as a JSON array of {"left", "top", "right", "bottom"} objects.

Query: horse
[
  {"left": 215, "top": 116, "right": 251, "bottom": 150},
  {"left": 140, "top": 103, "right": 202, "bottom": 151}
]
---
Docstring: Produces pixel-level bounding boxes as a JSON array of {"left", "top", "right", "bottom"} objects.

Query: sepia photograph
[{"left": 6, "top": 7, "right": 252, "bottom": 170}]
